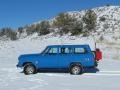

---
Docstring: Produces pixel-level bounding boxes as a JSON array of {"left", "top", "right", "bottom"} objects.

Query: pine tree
[
  {"left": 0, "top": 28, "right": 17, "bottom": 40},
  {"left": 26, "top": 25, "right": 36, "bottom": 35},
  {"left": 53, "top": 13, "right": 75, "bottom": 35},
  {"left": 18, "top": 27, "right": 24, "bottom": 34},
  {"left": 82, "top": 10, "right": 97, "bottom": 31},
  {"left": 71, "top": 21, "right": 83, "bottom": 35},
  {"left": 37, "top": 21, "right": 50, "bottom": 36}
]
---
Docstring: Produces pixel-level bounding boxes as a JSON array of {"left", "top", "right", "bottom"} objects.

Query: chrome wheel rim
[
  {"left": 72, "top": 66, "right": 80, "bottom": 75},
  {"left": 26, "top": 66, "right": 34, "bottom": 74}
]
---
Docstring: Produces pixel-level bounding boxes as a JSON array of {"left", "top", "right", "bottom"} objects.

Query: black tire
[
  {"left": 94, "top": 61, "right": 98, "bottom": 68},
  {"left": 23, "top": 63, "right": 37, "bottom": 75},
  {"left": 70, "top": 64, "right": 83, "bottom": 75}
]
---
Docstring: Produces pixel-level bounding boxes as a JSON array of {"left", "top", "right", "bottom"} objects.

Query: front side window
[
  {"left": 47, "top": 48, "right": 58, "bottom": 54},
  {"left": 74, "top": 48, "right": 86, "bottom": 54}
]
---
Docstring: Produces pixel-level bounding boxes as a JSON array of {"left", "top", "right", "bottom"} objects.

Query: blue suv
[{"left": 17, "top": 45, "right": 102, "bottom": 75}]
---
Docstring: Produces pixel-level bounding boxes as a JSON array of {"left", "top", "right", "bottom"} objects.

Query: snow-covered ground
[
  {"left": 1, "top": 57, "right": 120, "bottom": 90},
  {"left": 0, "top": 35, "right": 120, "bottom": 90}
]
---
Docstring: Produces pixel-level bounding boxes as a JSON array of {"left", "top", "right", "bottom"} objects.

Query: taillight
[{"left": 95, "top": 48, "right": 102, "bottom": 61}]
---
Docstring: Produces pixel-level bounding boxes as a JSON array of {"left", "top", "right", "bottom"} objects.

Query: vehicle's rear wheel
[
  {"left": 23, "top": 63, "right": 37, "bottom": 75},
  {"left": 70, "top": 64, "right": 83, "bottom": 75},
  {"left": 94, "top": 61, "right": 98, "bottom": 67}
]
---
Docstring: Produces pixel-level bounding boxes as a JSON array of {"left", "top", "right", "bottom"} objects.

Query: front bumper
[
  {"left": 16, "top": 64, "right": 19, "bottom": 67},
  {"left": 16, "top": 63, "right": 22, "bottom": 68}
]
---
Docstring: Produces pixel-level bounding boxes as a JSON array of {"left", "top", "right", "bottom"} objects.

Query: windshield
[{"left": 41, "top": 47, "right": 49, "bottom": 54}]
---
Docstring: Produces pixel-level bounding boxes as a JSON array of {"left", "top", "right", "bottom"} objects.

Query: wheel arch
[
  {"left": 69, "top": 62, "right": 83, "bottom": 71},
  {"left": 23, "top": 62, "right": 34, "bottom": 67},
  {"left": 70, "top": 62, "right": 82, "bottom": 67}
]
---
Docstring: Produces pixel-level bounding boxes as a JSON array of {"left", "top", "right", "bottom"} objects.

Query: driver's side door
[{"left": 39, "top": 47, "right": 58, "bottom": 68}]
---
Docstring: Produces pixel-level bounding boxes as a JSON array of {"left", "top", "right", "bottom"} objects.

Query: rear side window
[
  {"left": 59, "top": 47, "right": 72, "bottom": 54},
  {"left": 74, "top": 48, "right": 86, "bottom": 54}
]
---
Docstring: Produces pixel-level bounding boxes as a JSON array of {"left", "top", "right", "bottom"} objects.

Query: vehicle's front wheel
[
  {"left": 23, "top": 63, "right": 37, "bottom": 75},
  {"left": 70, "top": 64, "right": 83, "bottom": 75}
]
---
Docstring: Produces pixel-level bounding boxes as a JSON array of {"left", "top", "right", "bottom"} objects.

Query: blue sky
[{"left": 0, "top": 0, "right": 120, "bottom": 29}]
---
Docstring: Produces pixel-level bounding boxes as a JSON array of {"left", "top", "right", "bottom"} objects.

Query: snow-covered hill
[
  {"left": 64, "top": 6, "right": 120, "bottom": 42},
  {"left": 11, "top": 6, "right": 119, "bottom": 45},
  {"left": 1, "top": 6, "right": 120, "bottom": 43}
]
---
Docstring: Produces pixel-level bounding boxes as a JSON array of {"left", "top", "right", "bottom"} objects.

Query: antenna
[
  {"left": 92, "top": 35, "right": 96, "bottom": 50},
  {"left": 95, "top": 42, "right": 96, "bottom": 49},
  {"left": 59, "top": 34, "right": 63, "bottom": 46}
]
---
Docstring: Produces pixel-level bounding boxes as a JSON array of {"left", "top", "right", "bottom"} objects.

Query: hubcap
[
  {"left": 26, "top": 66, "right": 34, "bottom": 74},
  {"left": 72, "top": 66, "right": 80, "bottom": 75}
]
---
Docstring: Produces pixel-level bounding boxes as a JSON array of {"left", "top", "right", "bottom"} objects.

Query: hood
[{"left": 18, "top": 53, "right": 42, "bottom": 60}]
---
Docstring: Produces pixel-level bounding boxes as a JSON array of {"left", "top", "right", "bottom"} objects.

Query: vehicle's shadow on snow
[
  {"left": 20, "top": 68, "right": 99, "bottom": 74},
  {"left": 37, "top": 68, "right": 99, "bottom": 74},
  {"left": 84, "top": 68, "right": 99, "bottom": 73},
  {"left": 38, "top": 69, "right": 69, "bottom": 73}
]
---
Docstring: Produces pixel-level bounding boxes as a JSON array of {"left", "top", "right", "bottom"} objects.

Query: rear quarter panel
[
  {"left": 70, "top": 45, "right": 95, "bottom": 67},
  {"left": 70, "top": 52, "right": 95, "bottom": 67}
]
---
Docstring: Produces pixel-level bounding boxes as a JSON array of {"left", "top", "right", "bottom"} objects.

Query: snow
[
  {"left": 0, "top": 34, "right": 120, "bottom": 90},
  {"left": 1, "top": 57, "right": 120, "bottom": 90}
]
